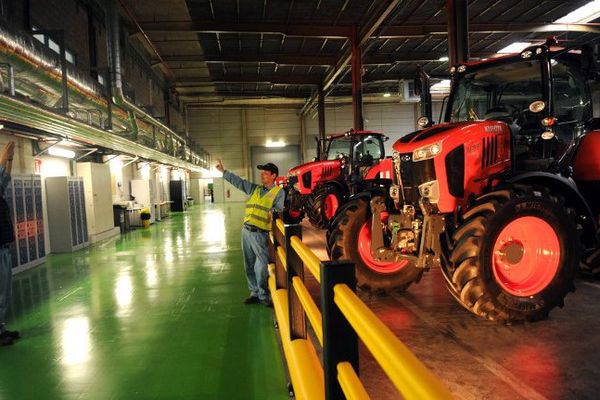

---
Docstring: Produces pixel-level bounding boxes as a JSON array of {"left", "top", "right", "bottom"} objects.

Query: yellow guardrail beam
[
  {"left": 290, "top": 236, "right": 321, "bottom": 283},
  {"left": 276, "top": 218, "right": 285, "bottom": 235},
  {"left": 292, "top": 276, "right": 323, "bottom": 346},
  {"left": 337, "top": 362, "right": 370, "bottom": 400},
  {"left": 277, "top": 246, "right": 287, "bottom": 271},
  {"left": 269, "top": 276, "right": 325, "bottom": 400},
  {"left": 334, "top": 284, "right": 453, "bottom": 400}
]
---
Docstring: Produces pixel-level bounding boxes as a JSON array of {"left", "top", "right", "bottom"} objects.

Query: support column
[
  {"left": 351, "top": 26, "right": 364, "bottom": 131},
  {"left": 318, "top": 86, "right": 326, "bottom": 142},
  {"left": 447, "top": 0, "right": 470, "bottom": 66},
  {"left": 241, "top": 108, "right": 251, "bottom": 179},
  {"left": 299, "top": 113, "right": 306, "bottom": 163}
]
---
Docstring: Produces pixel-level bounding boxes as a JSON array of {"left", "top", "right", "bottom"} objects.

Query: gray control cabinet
[
  {"left": 46, "top": 176, "right": 89, "bottom": 253},
  {"left": 4, "top": 175, "right": 46, "bottom": 274}
]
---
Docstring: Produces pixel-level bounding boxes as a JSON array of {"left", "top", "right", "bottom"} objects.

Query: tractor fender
[
  {"left": 327, "top": 188, "right": 387, "bottom": 230},
  {"left": 319, "top": 180, "right": 349, "bottom": 197},
  {"left": 508, "top": 171, "right": 598, "bottom": 247}
]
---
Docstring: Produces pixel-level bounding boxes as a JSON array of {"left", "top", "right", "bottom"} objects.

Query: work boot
[
  {"left": 244, "top": 296, "right": 260, "bottom": 305},
  {"left": 0, "top": 333, "right": 13, "bottom": 346},
  {"left": 261, "top": 299, "right": 273, "bottom": 308},
  {"left": 3, "top": 330, "right": 20, "bottom": 340}
]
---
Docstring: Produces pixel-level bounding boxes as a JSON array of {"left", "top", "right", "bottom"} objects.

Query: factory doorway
[{"left": 251, "top": 145, "right": 301, "bottom": 182}]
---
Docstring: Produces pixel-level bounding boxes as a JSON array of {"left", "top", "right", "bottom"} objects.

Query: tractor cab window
[
  {"left": 327, "top": 137, "right": 352, "bottom": 160},
  {"left": 449, "top": 60, "right": 543, "bottom": 130},
  {"left": 353, "top": 136, "right": 382, "bottom": 166},
  {"left": 552, "top": 57, "right": 592, "bottom": 125}
]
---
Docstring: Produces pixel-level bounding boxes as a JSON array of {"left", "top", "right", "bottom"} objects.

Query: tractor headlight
[
  {"left": 412, "top": 142, "right": 442, "bottom": 161},
  {"left": 418, "top": 180, "right": 440, "bottom": 203}
]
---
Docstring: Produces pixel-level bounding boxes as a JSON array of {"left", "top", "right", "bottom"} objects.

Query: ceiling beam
[
  {"left": 141, "top": 20, "right": 600, "bottom": 38},
  {"left": 300, "top": 0, "right": 401, "bottom": 115},
  {"left": 162, "top": 54, "right": 337, "bottom": 66},
  {"left": 174, "top": 72, "right": 442, "bottom": 91},
  {"left": 161, "top": 53, "right": 460, "bottom": 66},
  {"left": 139, "top": 21, "right": 350, "bottom": 39},
  {"left": 175, "top": 75, "right": 322, "bottom": 86},
  {"left": 380, "top": 22, "right": 600, "bottom": 38}
]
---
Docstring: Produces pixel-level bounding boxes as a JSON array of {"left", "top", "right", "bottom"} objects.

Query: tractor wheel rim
[
  {"left": 358, "top": 222, "right": 408, "bottom": 274},
  {"left": 324, "top": 194, "right": 339, "bottom": 220},
  {"left": 289, "top": 210, "right": 302, "bottom": 219},
  {"left": 492, "top": 216, "right": 561, "bottom": 297}
]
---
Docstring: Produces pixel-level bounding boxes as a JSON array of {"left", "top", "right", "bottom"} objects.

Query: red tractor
[
  {"left": 284, "top": 130, "right": 390, "bottom": 228},
  {"left": 327, "top": 38, "right": 600, "bottom": 322}
]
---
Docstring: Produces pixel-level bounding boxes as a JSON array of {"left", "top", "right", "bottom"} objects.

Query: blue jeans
[
  {"left": 0, "top": 247, "right": 12, "bottom": 333},
  {"left": 241, "top": 228, "right": 270, "bottom": 302}
]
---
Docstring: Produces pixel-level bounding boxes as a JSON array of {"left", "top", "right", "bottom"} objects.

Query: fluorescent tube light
[
  {"left": 431, "top": 79, "right": 451, "bottom": 92},
  {"left": 497, "top": 42, "right": 532, "bottom": 54},
  {"left": 556, "top": 1, "right": 600, "bottom": 23},
  {"left": 48, "top": 147, "right": 76, "bottom": 159},
  {"left": 266, "top": 140, "right": 286, "bottom": 148}
]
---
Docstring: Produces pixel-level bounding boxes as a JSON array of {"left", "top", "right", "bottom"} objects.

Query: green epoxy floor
[{"left": 0, "top": 204, "right": 288, "bottom": 400}]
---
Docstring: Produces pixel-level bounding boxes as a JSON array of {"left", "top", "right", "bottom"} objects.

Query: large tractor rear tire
[
  {"left": 307, "top": 184, "right": 345, "bottom": 229},
  {"left": 442, "top": 185, "right": 579, "bottom": 322},
  {"left": 327, "top": 197, "right": 423, "bottom": 294}
]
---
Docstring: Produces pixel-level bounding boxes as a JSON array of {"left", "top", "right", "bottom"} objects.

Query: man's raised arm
[{"left": 216, "top": 159, "right": 257, "bottom": 196}]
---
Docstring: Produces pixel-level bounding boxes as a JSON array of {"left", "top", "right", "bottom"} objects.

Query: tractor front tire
[
  {"left": 442, "top": 185, "right": 579, "bottom": 322},
  {"left": 327, "top": 197, "right": 423, "bottom": 294},
  {"left": 307, "top": 184, "right": 345, "bottom": 229}
]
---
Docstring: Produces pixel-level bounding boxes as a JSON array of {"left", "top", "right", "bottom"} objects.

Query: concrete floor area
[
  {"left": 3, "top": 202, "right": 598, "bottom": 400},
  {"left": 0, "top": 205, "right": 288, "bottom": 400},
  {"left": 302, "top": 223, "right": 600, "bottom": 400}
]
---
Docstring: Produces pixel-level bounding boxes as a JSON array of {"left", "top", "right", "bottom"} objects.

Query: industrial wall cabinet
[
  {"left": 4, "top": 175, "right": 46, "bottom": 274},
  {"left": 78, "top": 162, "right": 120, "bottom": 243},
  {"left": 45, "top": 177, "right": 89, "bottom": 253},
  {"left": 169, "top": 180, "right": 186, "bottom": 212},
  {"left": 131, "top": 179, "right": 156, "bottom": 222}
]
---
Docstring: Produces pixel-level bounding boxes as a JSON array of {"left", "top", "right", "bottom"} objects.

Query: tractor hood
[
  {"left": 288, "top": 159, "right": 340, "bottom": 176},
  {"left": 393, "top": 121, "right": 498, "bottom": 153}
]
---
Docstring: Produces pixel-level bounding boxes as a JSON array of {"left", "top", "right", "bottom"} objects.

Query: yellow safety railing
[
  {"left": 335, "top": 284, "right": 452, "bottom": 399},
  {"left": 268, "top": 218, "right": 453, "bottom": 400}
]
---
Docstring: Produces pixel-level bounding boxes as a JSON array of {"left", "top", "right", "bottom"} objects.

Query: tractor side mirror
[{"left": 413, "top": 77, "right": 423, "bottom": 97}]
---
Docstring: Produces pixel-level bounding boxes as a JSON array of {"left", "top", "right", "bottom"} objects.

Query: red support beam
[
  {"left": 447, "top": 0, "right": 470, "bottom": 66},
  {"left": 318, "top": 86, "right": 326, "bottom": 144},
  {"left": 351, "top": 26, "right": 364, "bottom": 131}
]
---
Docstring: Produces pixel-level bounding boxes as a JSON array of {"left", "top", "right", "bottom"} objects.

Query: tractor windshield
[
  {"left": 327, "top": 137, "right": 352, "bottom": 160},
  {"left": 326, "top": 135, "right": 383, "bottom": 163},
  {"left": 448, "top": 60, "right": 544, "bottom": 124}
]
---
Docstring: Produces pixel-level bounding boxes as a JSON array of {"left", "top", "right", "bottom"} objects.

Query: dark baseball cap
[{"left": 257, "top": 163, "right": 279, "bottom": 176}]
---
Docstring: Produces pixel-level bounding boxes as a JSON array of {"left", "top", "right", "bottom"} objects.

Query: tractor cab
[
  {"left": 324, "top": 131, "right": 387, "bottom": 178},
  {"left": 444, "top": 40, "right": 597, "bottom": 174}
]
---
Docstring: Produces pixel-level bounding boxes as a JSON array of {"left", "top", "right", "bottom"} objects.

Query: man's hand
[
  {"left": 216, "top": 159, "right": 225, "bottom": 173},
  {"left": 0, "top": 141, "right": 15, "bottom": 167}
]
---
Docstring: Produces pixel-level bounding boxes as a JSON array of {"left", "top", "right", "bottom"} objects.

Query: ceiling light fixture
[
  {"left": 48, "top": 147, "right": 76, "bottom": 159},
  {"left": 556, "top": 1, "right": 600, "bottom": 23},
  {"left": 430, "top": 79, "right": 452, "bottom": 93},
  {"left": 497, "top": 42, "right": 532, "bottom": 54},
  {"left": 266, "top": 140, "right": 286, "bottom": 148}
]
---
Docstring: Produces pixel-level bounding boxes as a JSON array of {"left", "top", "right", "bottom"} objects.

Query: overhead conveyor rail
[{"left": 268, "top": 219, "right": 453, "bottom": 400}]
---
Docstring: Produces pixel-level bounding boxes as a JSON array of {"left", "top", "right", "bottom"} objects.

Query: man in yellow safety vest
[{"left": 216, "top": 160, "right": 284, "bottom": 307}]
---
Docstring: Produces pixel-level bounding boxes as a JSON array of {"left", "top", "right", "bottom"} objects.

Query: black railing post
[
  {"left": 321, "top": 260, "right": 358, "bottom": 400},
  {"left": 284, "top": 223, "right": 306, "bottom": 340}
]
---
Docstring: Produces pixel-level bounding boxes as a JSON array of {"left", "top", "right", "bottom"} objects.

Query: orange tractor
[
  {"left": 283, "top": 130, "right": 390, "bottom": 228},
  {"left": 327, "top": 39, "right": 600, "bottom": 322}
]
